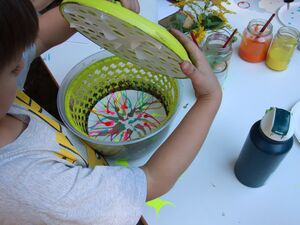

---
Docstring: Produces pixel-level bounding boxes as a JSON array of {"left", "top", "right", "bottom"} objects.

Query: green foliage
[
  {"left": 168, "top": 13, "right": 198, "bottom": 33},
  {"left": 201, "top": 14, "right": 224, "bottom": 30},
  {"left": 168, "top": 13, "right": 225, "bottom": 33}
]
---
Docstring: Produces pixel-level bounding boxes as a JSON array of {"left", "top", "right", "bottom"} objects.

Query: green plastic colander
[{"left": 58, "top": 52, "right": 179, "bottom": 157}]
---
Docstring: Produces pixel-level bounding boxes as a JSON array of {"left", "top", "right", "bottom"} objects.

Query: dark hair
[{"left": 0, "top": 0, "right": 38, "bottom": 70}]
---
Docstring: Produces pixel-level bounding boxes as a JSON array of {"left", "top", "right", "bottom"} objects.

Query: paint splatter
[
  {"left": 88, "top": 90, "right": 167, "bottom": 142},
  {"left": 114, "top": 158, "right": 129, "bottom": 167},
  {"left": 146, "top": 198, "right": 175, "bottom": 216}
]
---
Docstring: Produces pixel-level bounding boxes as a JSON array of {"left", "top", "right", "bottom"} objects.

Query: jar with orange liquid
[
  {"left": 266, "top": 26, "right": 300, "bottom": 71},
  {"left": 239, "top": 19, "right": 273, "bottom": 63}
]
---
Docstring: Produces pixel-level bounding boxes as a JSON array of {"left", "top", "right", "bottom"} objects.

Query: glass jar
[
  {"left": 202, "top": 32, "right": 233, "bottom": 86},
  {"left": 266, "top": 26, "right": 300, "bottom": 71},
  {"left": 239, "top": 19, "right": 273, "bottom": 63}
]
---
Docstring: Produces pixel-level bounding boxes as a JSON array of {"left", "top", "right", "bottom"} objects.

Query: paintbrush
[
  {"left": 190, "top": 31, "right": 199, "bottom": 47},
  {"left": 259, "top": 13, "right": 275, "bottom": 34},
  {"left": 223, "top": 29, "right": 237, "bottom": 48}
]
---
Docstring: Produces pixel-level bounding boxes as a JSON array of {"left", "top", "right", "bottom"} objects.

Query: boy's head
[{"left": 0, "top": 0, "right": 38, "bottom": 119}]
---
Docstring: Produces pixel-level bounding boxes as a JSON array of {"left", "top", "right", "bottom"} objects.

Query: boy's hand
[
  {"left": 170, "top": 29, "right": 221, "bottom": 102},
  {"left": 119, "top": 0, "right": 140, "bottom": 13}
]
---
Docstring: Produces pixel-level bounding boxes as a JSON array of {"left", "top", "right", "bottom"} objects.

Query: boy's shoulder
[{"left": 10, "top": 90, "right": 108, "bottom": 167}]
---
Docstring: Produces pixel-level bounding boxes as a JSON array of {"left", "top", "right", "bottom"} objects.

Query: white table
[{"left": 43, "top": 1, "right": 300, "bottom": 224}]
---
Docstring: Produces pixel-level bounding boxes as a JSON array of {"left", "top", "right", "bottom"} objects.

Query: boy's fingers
[
  {"left": 180, "top": 61, "right": 195, "bottom": 76},
  {"left": 120, "top": 0, "right": 140, "bottom": 13},
  {"left": 170, "top": 29, "right": 205, "bottom": 68},
  {"left": 180, "top": 61, "right": 201, "bottom": 82},
  {"left": 133, "top": 0, "right": 140, "bottom": 13}
]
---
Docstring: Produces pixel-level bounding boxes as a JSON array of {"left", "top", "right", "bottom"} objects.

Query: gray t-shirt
[
  {"left": 0, "top": 103, "right": 146, "bottom": 225},
  {"left": 0, "top": 46, "right": 147, "bottom": 225}
]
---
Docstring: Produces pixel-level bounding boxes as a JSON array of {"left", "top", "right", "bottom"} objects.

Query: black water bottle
[{"left": 234, "top": 107, "right": 294, "bottom": 187}]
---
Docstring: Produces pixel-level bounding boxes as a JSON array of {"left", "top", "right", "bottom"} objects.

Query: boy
[{"left": 0, "top": 0, "right": 222, "bottom": 225}]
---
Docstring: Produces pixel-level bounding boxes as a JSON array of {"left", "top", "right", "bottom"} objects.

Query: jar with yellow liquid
[{"left": 266, "top": 26, "right": 300, "bottom": 71}]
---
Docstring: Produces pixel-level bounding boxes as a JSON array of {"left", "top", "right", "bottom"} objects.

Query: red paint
[
  {"left": 105, "top": 106, "right": 115, "bottom": 115},
  {"left": 121, "top": 103, "right": 128, "bottom": 110},
  {"left": 123, "top": 133, "right": 128, "bottom": 141},
  {"left": 103, "top": 121, "right": 114, "bottom": 126}
]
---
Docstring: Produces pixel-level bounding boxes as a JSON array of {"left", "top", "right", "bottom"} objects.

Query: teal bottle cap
[{"left": 260, "top": 107, "right": 295, "bottom": 141}]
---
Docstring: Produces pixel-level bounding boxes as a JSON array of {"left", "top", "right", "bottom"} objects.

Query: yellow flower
[
  {"left": 174, "top": 0, "right": 197, "bottom": 7},
  {"left": 212, "top": 0, "right": 222, "bottom": 6},
  {"left": 194, "top": 26, "right": 206, "bottom": 42},
  {"left": 197, "top": 14, "right": 203, "bottom": 25},
  {"left": 212, "top": 0, "right": 231, "bottom": 7},
  {"left": 171, "top": 0, "right": 235, "bottom": 38}
]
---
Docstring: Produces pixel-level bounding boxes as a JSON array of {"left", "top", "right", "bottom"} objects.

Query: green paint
[
  {"left": 146, "top": 198, "right": 175, "bottom": 216},
  {"left": 115, "top": 158, "right": 129, "bottom": 167}
]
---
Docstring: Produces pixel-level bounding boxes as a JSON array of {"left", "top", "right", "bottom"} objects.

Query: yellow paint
[
  {"left": 146, "top": 198, "right": 175, "bottom": 216},
  {"left": 266, "top": 35, "right": 298, "bottom": 71}
]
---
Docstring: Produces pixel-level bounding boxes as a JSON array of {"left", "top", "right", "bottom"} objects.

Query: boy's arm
[
  {"left": 36, "top": 6, "right": 75, "bottom": 56},
  {"left": 31, "top": 0, "right": 55, "bottom": 12},
  {"left": 141, "top": 29, "right": 222, "bottom": 201}
]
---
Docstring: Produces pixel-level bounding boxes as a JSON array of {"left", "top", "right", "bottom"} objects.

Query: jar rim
[
  {"left": 204, "top": 32, "right": 233, "bottom": 52},
  {"left": 247, "top": 18, "right": 273, "bottom": 36},
  {"left": 277, "top": 26, "right": 300, "bottom": 39}
]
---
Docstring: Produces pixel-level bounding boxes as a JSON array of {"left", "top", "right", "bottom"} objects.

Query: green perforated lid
[{"left": 60, "top": 0, "right": 190, "bottom": 78}]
